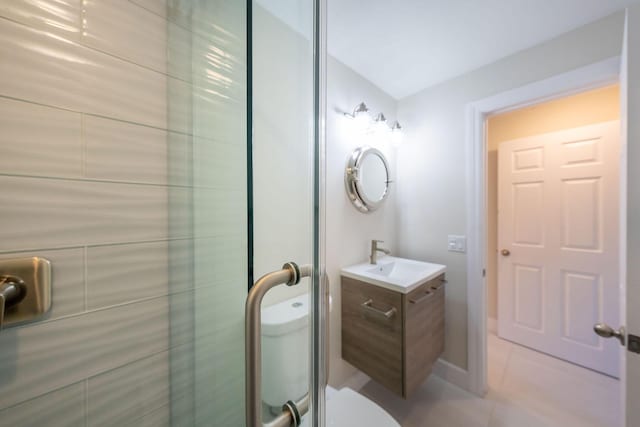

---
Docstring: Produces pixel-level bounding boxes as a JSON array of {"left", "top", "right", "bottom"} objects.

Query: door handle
[
  {"left": 501, "top": 249, "right": 510, "bottom": 256},
  {"left": 593, "top": 323, "right": 626, "bottom": 346},
  {"left": 245, "top": 262, "right": 313, "bottom": 427}
]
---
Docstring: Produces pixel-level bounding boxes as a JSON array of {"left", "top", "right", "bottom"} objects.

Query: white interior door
[{"left": 497, "top": 120, "right": 621, "bottom": 377}]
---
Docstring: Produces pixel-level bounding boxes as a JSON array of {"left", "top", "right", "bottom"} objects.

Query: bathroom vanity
[{"left": 341, "top": 257, "right": 446, "bottom": 398}]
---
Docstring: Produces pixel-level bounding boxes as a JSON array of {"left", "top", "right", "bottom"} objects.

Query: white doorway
[
  {"left": 462, "top": 56, "right": 629, "bottom": 427},
  {"left": 483, "top": 86, "right": 622, "bottom": 425}
]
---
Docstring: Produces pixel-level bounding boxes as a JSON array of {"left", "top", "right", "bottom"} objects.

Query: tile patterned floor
[{"left": 357, "top": 333, "right": 620, "bottom": 427}]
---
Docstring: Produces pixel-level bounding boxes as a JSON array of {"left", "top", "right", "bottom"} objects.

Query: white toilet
[{"left": 262, "top": 294, "right": 399, "bottom": 427}]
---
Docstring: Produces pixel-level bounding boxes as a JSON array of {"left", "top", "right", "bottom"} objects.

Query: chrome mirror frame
[{"left": 344, "top": 146, "right": 391, "bottom": 213}]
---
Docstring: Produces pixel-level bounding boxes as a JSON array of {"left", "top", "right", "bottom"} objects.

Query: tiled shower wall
[{"left": 0, "top": 1, "right": 247, "bottom": 426}]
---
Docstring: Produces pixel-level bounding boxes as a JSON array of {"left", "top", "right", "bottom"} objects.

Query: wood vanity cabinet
[{"left": 341, "top": 274, "right": 445, "bottom": 398}]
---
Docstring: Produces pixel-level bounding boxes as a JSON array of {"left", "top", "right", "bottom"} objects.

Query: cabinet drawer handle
[
  {"left": 431, "top": 279, "right": 447, "bottom": 290},
  {"left": 361, "top": 299, "right": 397, "bottom": 319},
  {"left": 409, "top": 290, "right": 433, "bottom": 304}
]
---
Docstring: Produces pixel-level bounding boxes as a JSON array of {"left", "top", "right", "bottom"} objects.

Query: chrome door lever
[{"left": 0, "top": 275, "right": 27, "bottom": 330}]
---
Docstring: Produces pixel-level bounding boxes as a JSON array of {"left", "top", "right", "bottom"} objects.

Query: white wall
[
  {"left": 326, "top": 56, "right": 398, "bottom": 386},
  {"left": 395, "top": 12, "right": 626, "bottom": 370}
]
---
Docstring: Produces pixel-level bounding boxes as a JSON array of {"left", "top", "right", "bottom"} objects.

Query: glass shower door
[{"left": 0, "top": 0, "right": 323, "bottom": 426}]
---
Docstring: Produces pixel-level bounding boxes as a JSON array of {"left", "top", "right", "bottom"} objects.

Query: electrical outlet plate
[{"left": 447, "top": 235, "right": 467, "bottom": 253}]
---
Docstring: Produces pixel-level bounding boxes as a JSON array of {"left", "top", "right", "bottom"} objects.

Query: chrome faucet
[{"left": 370, "top": 240, "right": 391, "bottom": 264}]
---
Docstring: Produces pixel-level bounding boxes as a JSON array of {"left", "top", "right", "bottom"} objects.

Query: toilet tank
[{"left": 261, "top": 293, "right": 310, "bottom": 408}]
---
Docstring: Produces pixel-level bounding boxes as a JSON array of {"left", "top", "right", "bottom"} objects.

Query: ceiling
[
  {"left": 327, "top": 0, "right": 637, "bottom": 99},
  {"left": 257, "top": 0, "right": 637, "bottom": 100}
]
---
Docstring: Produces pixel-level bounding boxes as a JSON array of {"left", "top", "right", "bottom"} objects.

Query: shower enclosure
[{"left": 0, "top": 1, "right": 325, "bottom": 426}]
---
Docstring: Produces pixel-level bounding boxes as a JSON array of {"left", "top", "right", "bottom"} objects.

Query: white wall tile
[
  {"left": 193, "top": 188, "right": 245, "bottom": 238},
  {"left": 130, "top": 404, "right": 170, "bottom": 427},
  {"left": 192, "top": 81, "right": 245, "bottom": 142},
  {"left": 168, "top": 239, "right": 194, "bottom": 293},
  {"left": 87, "top": 351, "right": 169, "bottom": 427},
  {"left": 129, "top": 0, "right": 168, "bottom": 19},
  {"left": 0, "top": 176, "right": 169, "bottom": 251},
  {"left": 168, "top": 22, "right": 192, "bottom": 81},
  {"left": 193, "top": 138, "right": 245, "bottom": 189},
  {"left": 81, "top": 44, "right": 168, "bottom": 129},
  {"left": 166, "top": 0, "right": 192, "bottom": 28},
  {"left": 168, "top": 132, "right": 191, "bottom": 187},
  {"left": 168, "top": 290, "right": 195, "bottom": 347},
  {"left": 0, "top": 296, "right": 169, "bottom": 410},
  {"left": 169, "top": 187, "right": 194, "bottom": 240},
  {"left": 0, "top": 98, "right": 82, "bottom": 178},
  {"left": 193, "top": 327, "right": 244, "bottom": 425},
  {"left": 167, "top": 77, "right": 192, "bottom": 134},
  {"left": 87, "top": 241, "right": 169, "bottom": 309},
  {"left": 0, "top": 19, "right": 86, "bottom": 111},
  {"left": 0, "top": 0, "right": 82, "bottom": 41},
  {"left": 126, "top": 404, "right": 170, "bottom": 427},
  {"left": 168, "top": 342, "right": 195, "bottom": 425},
  {"left": 0, "top": 248, "right": 85, "bottom": 320},
  {"left": 0, "top": 382, "right": 85, "bottom": 427},
  {"left": 84, "top": 115, "right": 169, "bottom": 184},
  {"left": 82, "top": 0, "right": 167, "bottom": 75},
  {"left": 193, "top": 236, "right": 245, "bottom": 288},
  {"left": 0, "top": 18, "right": 168, "bottom": 129}
]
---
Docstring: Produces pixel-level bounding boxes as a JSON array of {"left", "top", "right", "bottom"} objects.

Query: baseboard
[
  {"left": 338, "top": 371, "right": 371, "bottom": 392},
  {"left": 433, "top": 358, "right": 470, "bottom": 391},
  {"left": 338, "top": 359, "right": 471, "bottom": 394},
  {"left": 488, "top": 317, "right": 497, "bottom": 334}
]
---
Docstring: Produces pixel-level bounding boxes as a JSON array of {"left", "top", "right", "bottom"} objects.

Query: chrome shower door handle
[
  {"left": 0, "top": 275, "right": 27, "bottom": 330},
  {"left": 245, "top": 262, "right": 313, "bottom": 427}
]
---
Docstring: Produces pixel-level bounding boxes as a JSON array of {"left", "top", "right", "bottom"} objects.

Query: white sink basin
[{"left": 341, "top": 256, "right": 446, "bottom": 294}]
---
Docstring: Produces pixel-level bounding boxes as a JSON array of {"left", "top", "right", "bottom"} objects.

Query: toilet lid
[{"left": 300, "top": 387, "right": 399, "bottom": 427}]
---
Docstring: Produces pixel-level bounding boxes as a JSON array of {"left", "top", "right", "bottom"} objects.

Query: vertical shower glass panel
[
  {"left": 252, "top": 0, "right": 317, "bottom": 424},
  {"left": 168, "top": 1, "right": 248, "bottom": 426}
]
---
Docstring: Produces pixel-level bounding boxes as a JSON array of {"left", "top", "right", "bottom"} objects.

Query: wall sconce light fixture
[
  {"left": 373, "top": 112, "right": 390, "bottom": 134},
  {"left": 344, "top": 102, "right": 370, "bottom": 119},
  {"left": 342, "top": 102, "right": 403, "bottom": 145}
]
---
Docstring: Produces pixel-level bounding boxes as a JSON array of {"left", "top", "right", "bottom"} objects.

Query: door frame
[{"left": 464, "top": 56, "right": 622, "bottom": 397}]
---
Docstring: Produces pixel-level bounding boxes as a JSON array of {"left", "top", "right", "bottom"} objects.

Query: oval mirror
[{"left": 345, "top": 146, "right": 391, "bottom": 213}]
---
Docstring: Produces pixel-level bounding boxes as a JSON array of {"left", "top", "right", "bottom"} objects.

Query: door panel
[
  {"left": 498, "top": 121, "right": 620, "bottom": 377},
  {"left": 513, "top": 264, "right": 544, "bottom": 331}
]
